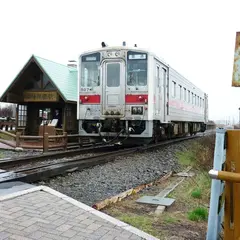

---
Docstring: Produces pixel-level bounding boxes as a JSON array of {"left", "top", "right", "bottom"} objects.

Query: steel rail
[
  {"left": 0, "top": 134, "right": 205, "bottom": 184},
  {"left": 0, "top": 143, "right": 120, "bottom": 168}
]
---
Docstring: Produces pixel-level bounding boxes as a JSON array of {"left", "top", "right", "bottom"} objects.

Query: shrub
[
  {"left": 188, "top": 207, "right": 208, "bottom": 221},
  {"left": 191, "top": 188, "right": 202, "bottom": 198}
]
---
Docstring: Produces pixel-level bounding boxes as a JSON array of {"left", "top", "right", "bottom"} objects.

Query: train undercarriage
[{"left": 79, "top": 119, "right": 207, "bottom": 146}]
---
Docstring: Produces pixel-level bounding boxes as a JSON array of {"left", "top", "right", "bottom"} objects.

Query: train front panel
[{"left": 77, "top": 47, "right": 152, "bottom": 143}]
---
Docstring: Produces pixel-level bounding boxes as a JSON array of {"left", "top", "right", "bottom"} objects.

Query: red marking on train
[
  {"left": 125, "top": 94, "right": 148, "bottom": 104},
  {"left": 79, "top": 95, "right": 101, "bottom": 104},
  {"left": 168, "top": 100, "right": 203, "bottom": 113}
]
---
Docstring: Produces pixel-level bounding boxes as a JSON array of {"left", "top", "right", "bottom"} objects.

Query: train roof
[
  {"left": 79, "top": 45, "right": 166, "bottom": 61},
  {"left": 79, "top": 45, "right": 207, "bottom": 94}
]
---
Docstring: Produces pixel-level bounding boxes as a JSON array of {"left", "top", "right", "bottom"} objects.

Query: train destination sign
[
  {"left": 232, "top": 32, "right": 240, "bottom": 87},
  {"left": 23, "top": 91, "right": 59, "bottom": 102}
]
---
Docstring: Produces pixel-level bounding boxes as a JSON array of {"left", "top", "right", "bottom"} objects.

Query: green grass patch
[
  {"left": 191, "top": 188, "right": 202, "bottom": 199},
  {"left": 167, "top": 172, "right": 211, "bottom": 207},
  {"left": 118, "top": 214, "right": 158, "bottom": 236},
  {"left": 163, "top": 215, "right": 179, "bottom": 224},
  {"left": 188, "top": 207, "right": 208, "bottom": 221},
  {"left": 176, "top": 150, "right": 196, "bottom": 166}
]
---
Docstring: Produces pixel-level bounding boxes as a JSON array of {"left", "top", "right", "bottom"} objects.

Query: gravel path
[{"left": 37, "top": 140, "right": 195, "bottom": 206}]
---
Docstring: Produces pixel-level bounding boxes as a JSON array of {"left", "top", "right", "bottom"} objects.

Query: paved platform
[{"left": 0, "top": 185, "right": 159, "bottom": 240}]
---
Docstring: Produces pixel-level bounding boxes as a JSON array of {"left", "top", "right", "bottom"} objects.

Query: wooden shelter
[{"left": 0, "top": 55, "right": 78, "bottom": 136}]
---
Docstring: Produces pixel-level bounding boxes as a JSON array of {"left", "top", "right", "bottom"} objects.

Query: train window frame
[
  {"left": 183, "top": 88, "right": 186, "bottom": 101},
  {"left": 156, "top": 65, "right": 160, "bottom": 87},
  {"left": 80, "top": 53, "right": 100, "bottom": 88},
  {"left": 127, "top": 51, "right": 148, "bottom": 87},
  {"left": 179, "top": 85, "right": 182, "bottom": 100},
  {"left": 172, "top": 81, "right": 176, "bottom": 97}
]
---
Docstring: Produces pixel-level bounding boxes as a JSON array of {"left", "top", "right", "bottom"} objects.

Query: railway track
[
  {"left": 0, "top": 134, "right": 209, "bottom": 184},
  {"left": 0, "top": 143, "right": 120, "bottom": 168}
]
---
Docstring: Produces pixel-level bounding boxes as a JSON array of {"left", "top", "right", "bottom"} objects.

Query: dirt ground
[{"left": 102, "top": 172, "right": 209, "bottom": 240}]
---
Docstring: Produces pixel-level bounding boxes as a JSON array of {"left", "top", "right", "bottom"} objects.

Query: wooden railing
[
  {"left": 0, "top": 130, "right": 82, "bottom": 152},
  {"left": 0, "top": 121, "right": 16, "bottom": 131}
]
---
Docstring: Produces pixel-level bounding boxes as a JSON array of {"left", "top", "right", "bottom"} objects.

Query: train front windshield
[
  {"left": 127, "top": 51, "right": 147, "bottom": 86},
  {"left": 81, "top": 53, "right": 100, "bottom": 87}
]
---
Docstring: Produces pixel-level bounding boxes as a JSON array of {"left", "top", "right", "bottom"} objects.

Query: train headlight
[
  {"left": 137, "top": 107, "right": 143, "bottom": 114},
  {"left": 132, "top": 107, "right": 137, "bottom": 114},
  {"left": 131, "top": 106, "right": 143, "bottom": 115}
]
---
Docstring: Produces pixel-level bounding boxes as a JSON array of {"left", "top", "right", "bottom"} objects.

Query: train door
[
  {"left": 102, "top": 60, "right": 125, "bottom": 116},
  {"left": 156, "top": 65, "right": 161, "bottom": 117},
  {"left": 161, "top": 67, "right": 168, "bottom": 122},
  {"left": 204, "top": 93, "right": 208, "bottom": 123}
]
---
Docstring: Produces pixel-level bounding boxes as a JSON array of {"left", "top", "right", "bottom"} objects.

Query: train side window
[
  {"left": 172, "top": 81, "right": 176, "bottom": 97},
  {"left": 188, "top": 90, "right": 190, "bottom": 103},
  {"left": 162, "top": 68, "right": 167, "bottom": 86},
  {"left": 184, "top": 88, "right": 186, "bottom": 101},
  {"left": 195, "top": 94, "right": 197, "bottom": 105},
  {"left": 179, "top": 85, "right": 182, "bottom": 99},
  {"left": 156, "top": 66, "right": 160, "bottom": 87}
]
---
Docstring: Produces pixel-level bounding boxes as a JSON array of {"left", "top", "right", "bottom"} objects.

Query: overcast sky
[{"left": 0, "top": 0, "right": 239, "bottom": 122}]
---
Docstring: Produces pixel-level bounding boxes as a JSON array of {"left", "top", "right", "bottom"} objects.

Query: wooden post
[
  {"left": 63, "top": 132, "right": 67, "bottom": 151},
  {"left": 16, "top": 132, "right": 20, "bottom": 147},
  {"left": 43, "top": 132, "right": 49, "bottom": 152},
  {"left": 209, "top": 129, "right": 240, "bottom": 239},
  {"left": 63, "top": 105, "right": 67, "bottom": 132},
  {"left": 223, "top": 130, "right": 240, "bottom": 239}
]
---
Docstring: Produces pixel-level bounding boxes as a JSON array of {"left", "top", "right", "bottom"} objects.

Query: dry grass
[{"left": 0, "top": 132, "right": 15, "bottom": 140}]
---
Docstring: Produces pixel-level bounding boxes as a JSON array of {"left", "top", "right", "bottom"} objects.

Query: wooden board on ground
[{"left": 136, "top": 196, "right": 175, "bottom": 206}]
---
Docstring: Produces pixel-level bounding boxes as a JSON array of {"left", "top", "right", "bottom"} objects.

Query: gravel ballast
[
  {"left": 37, "top": 140, "right": 197, "bottom": 206},
  {"left": 0, "top": 149, "right": 41, "bottom": 159},
  {"left": 7, "top": 153, "right": 97, "bottom": 171}
]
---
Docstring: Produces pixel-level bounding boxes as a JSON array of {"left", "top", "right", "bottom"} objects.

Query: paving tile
[
  {"left": 56, "top": 224, "right": 72, "bottom": 232},
  {"left": 27, "top": 230, "right": 47, "bottom": 239},
  {"left": 0, "top": 231, "right": 13, "bottom": 240},
  {"left": 61, "top": 229, "right": 77, "bottom": 238},
  {"left": 0, "top": 189, "right": 158, "bottom": 240},
  {"left": 8, "top": 234, "right": 33, "bottom": 240},
  {"left": 86, "top": 222, "right": 102, "bottom": 231}
]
